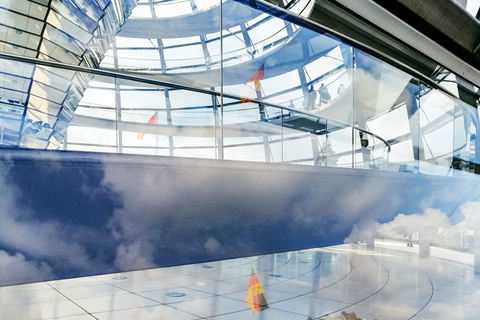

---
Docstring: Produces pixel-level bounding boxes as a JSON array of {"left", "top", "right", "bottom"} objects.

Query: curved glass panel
[
  {"left": 3, "top": 0, "right": 480, "bottom": 305},
  {"left": 0, "top": 0, "right": 478, "bottom": 175}
]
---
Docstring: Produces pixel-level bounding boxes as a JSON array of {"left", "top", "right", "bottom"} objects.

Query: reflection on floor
[
  {"left": 375, "top": 239, "right": 474, "bottom": 266},
  {"left": 1, "top": 243, "right": 480, "bottom": 320}
]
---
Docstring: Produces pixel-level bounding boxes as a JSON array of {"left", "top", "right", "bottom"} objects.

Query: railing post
[
  {"left": 419, "top": 228, "right": 431, "bottom": 257},
  {"left": 474, "top": 229, "right": 480, "bottom": 274}
]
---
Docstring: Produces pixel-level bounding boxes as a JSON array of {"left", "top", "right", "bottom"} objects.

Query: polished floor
[{"left": 1, "top": 242, "right": 480, "bottom": 320}]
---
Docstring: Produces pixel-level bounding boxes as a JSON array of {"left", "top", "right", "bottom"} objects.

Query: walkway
[{"left": 1, "top": 244, "right": 479, "bottom": 319}]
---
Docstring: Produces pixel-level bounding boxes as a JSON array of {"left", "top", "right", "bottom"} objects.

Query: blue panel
[{"left": 0, "top": 149, "right": 479, "bottom": 286}]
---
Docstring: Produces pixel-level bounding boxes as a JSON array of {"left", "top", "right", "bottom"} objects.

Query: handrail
[
  {"left": 356, "top": 127, "right": 391, "bottom": 152},
  {"left": 0, "top": 52, "right": 221, "bottom": 96},
  {"left": 0, "top": 51, "right": 390, "bottom": 154}
]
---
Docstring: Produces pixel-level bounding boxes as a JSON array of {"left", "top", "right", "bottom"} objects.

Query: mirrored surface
[
  {"left": 3, "top": 3, "right": 480, "bottom": 317},
  {"left": 0, "top": 0, "right": 478, "bottom": 176},
  {"left": 3, "top": 244, "right": 480, "bottom": 320}
]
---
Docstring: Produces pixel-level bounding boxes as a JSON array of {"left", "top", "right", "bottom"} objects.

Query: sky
[{"left": 1, "top": 148, "right": 480, "bottom": 286}]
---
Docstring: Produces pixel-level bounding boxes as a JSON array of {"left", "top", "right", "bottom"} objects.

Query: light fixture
[{"left": 167, "top": 292, "right": 185, "bottom": 297}]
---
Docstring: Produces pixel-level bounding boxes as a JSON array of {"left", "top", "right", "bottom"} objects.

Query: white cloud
[
  {"left": 346, "top": 208, "right": 452, "bottom": 243},
  {"left": 0, "top": 201, "right": 111, "bottom": 275},
  {"left": 428, "top": 300, "right": 479, "bottom": 318},
  {"left": 456, "top": 201, "right": 480, "bottom": 228},
  {"left": 463, "top": 289, "right": 480, "bottom": 308},
  {"left": 101, "top": 157, "right": 408, "bottom": 268},
  {"left": 0, "top": 250, "right": 54, "bottom": 286},
  {"left": 344, "top": 219, "right": 378, "bottom": 243},
  {"left": 0, "top": 162, "right": 114, "bottom": 282},
  {"left": 204, "top": 237, "right": 221, "bottom": 254},
  {"left": 376, "top": 208, "right": 451, "bottom": 236},
  {"left": 114, "top": 241, "right": 157, "bottom": 271},
  {"left": 420, "top": 186, "right": 459, "bottom": 211}
]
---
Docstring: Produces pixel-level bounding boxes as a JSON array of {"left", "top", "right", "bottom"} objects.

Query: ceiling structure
[
  {"left": 297, "top": 0, "right": 480, "bottom": 104},
  {"left": 0, "top": 0, "right": 137, "bottom": 148}
]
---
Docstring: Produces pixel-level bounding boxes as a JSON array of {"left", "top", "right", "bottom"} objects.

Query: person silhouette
[
  {"left": 306, "top": 85, "right": 316, "bottom": 110},
  {"left": 318, "top": 83, "right": 330, "bottom": 106}
]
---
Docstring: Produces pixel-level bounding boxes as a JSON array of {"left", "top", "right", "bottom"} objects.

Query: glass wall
[
  {"left": 4, "top": 2, "right": 480, "bottom": 311},
  {"left": 0, "top": 0, "right": 478, "bottom": 176}
]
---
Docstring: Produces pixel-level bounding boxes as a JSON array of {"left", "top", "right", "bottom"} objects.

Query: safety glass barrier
[
  {"left": 67, "top": 74, "right": 221, "bottom": 159},
  {"left": 0, "top": 56, "right": 391, "bottom": 168},
  {"left": 377, "top": 228, "right": 475, "bottom": 253},
  {"left": 418, "top": 83, "right": 480, "bottom": 176},
  {"left": 222, "top": 98, "right": 390, "bottom": 167},
  {"left": 1, "top": 0, "right": 479, "bottom": 178},
  {"left": 353, "top": 129, "right": 389, "bottom": 171},
  {"left": 3, "top": 57, "right": 479, "bottom": 176}
]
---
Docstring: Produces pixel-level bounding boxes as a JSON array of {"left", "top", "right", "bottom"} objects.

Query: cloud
[
  {"left": 455, "top": 201, "right": 480, "bottom": 228},
  {"left": 463, "top": 289, "right": 480, "bottom": 308},
  {"left": 3, "top": 148, "right": 479, "bottom": 284},
  {"left": 0, "top": 213, "right": 112, "bottom": 275},
  {"left": 428, "top": 299, "right": 479, "bottom": 318},
  {"left": 344, "top": 219, "right": 378, "bottom": 243},
  {"left": 0, "top": 159, "right": 116, "bottom": 283},
  {"left": 101, "top": 156, "right": 414, "bottom": 268},
  {"left": 100, "top": 152, "right": 480, "bottom": 270},
  {"left": 376, "top": 208, "right": 451, "bottom": 236},
  {"left": 0, "top": 250, "right": 54, "bottom": 286},
  {"left": 204, "top": 237, "right": 221, "bottom": 254},
  {"left": 114, "top": 241, "right": 157, "bottom": 271},
  {"left": 345, "top": 208, "right": 452, "bottom": 243},
  {"left": 420, "top": 186, "right": 461, "bottom": 211}
]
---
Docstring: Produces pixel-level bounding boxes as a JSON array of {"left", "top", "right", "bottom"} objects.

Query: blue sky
[{"left": 1, "top": 149, "right": 480, "bottom": 286}]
